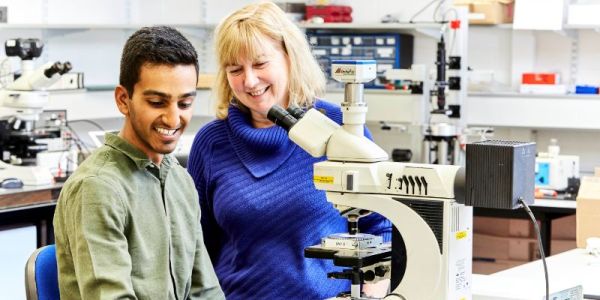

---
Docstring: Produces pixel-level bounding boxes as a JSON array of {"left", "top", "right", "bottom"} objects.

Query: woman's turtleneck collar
[{"left": 225, "top": 105, "right": 297, "bottom": 178}]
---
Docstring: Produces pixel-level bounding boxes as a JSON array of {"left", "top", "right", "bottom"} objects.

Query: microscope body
[
  {"left": 2, "top": 38, "right": 72, "bottom": 122},
  {"left": 268, "top": 60, "right": 473, "bottom": 299},
  {"left": 312, "top": 160, "right": 473, "bottom": 300},
  {"left": 295, "top": 107, "right": 473, "bottom": 299},
  {"left": 0, "top": 38, "right": 71, "bottom": 166},
  {"left": 269, "top": 54, "right": 533, "bottom": 299}
]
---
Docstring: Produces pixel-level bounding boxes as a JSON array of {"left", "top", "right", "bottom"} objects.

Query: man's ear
[{"left": 115, "top": 85, "right": 130, "bottom": 116}]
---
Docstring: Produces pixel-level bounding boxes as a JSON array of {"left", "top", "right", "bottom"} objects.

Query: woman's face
[{"left": 225, "top": 36, "right": 290, "bottom": 128}]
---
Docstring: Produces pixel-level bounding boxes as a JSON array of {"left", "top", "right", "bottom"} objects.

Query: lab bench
[{"left": 0, "top": 183, "right": 62, "bottom": 247}]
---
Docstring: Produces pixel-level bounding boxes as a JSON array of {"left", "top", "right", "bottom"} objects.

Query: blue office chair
[{"left": 25, "top": 244, "right": 60, "bottom": 300}]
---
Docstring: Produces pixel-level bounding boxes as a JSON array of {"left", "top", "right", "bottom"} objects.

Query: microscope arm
[{"left": 328, "top": 193, "right": 445, "bottom": 299}]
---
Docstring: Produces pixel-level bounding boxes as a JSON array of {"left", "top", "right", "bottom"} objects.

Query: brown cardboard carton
[
  {"left": 472, "top": 258, "right": 527, "bottom": 275},
  {"left": 576, "top": 176, "right": 600, "bottom": 248},
  {"left": 474, "top": 216, "right": 531, "bottom": 237},
  {"left": 529, "top": 238, "right": 576, "bottom": 259},
  {"left": 454, "top": 0, "right": 514, "bottom": 24},
  {"left": 551, "top": 214, "right": 576, "bottom": 240},
  {"left": 473, "top": 233, "right": 536, "bottom": 261},
  {"left": 550, "top": 239, "right": 576, "bottom": 255}
]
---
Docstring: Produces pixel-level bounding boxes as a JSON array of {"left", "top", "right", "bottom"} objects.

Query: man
[{"left": 53, "top": 26, "right": 224, "bottom": 299}]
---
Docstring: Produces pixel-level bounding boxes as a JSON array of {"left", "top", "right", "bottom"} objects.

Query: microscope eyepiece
[
  {"left": 286, "top": 105, "right": 306, "bottom": 119},
  {"left": 43, "top": 61, "right": 72, "bottom": 78},
  {"left": 60, "top": 61, "right": 72, "bottom": 75},
  {"left": 267, "top": 105, "right": 297, "bottom": 131},
  {"left": 44, "top": 62, "right": 64, "bottom": 78}
]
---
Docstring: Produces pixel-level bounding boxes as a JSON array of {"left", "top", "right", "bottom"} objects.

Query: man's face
[{"left": 116, "top": 63, "right": 197, "bottom": 164}]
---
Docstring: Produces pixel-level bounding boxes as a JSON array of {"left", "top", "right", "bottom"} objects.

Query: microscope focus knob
[
  {"left": 374, "top": 265, "right": 389, "bottom": 277},
  {"left": 363, "top": 270, "right": 375, "bottom": 281}
]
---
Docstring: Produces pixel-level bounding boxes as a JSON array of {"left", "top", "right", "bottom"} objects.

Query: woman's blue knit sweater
[{"left": 187, "top": 100, "right": 391, "bottom": 299}]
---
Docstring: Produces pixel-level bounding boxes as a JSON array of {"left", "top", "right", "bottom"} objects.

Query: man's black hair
[{"left": 119, "top": 26, "right": 199, "bottom": 96}]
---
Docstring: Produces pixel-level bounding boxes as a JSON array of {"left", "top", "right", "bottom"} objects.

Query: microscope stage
[
  {"left": 304, "top": 243, "right": 391, "bottom": 268},
  {"left": 321, "top": 233, "right": 383, "bottom": 250}
]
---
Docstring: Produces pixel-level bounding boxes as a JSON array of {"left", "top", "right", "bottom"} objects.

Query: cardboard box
[
  {"left": 472, "top": 258, "right": 527, "bottom": 275},
  {"left": 576, "top": 176, "right": 600, "bottom": 248},
  {"left": 473, "top": 233, "right": 536, "bottom": 261},
  {"left": 454, "top": 0, "right": 514, "bottom": 24},
  {"left": 474, "top": 216, "right": 531, "bottom": 238},
  {"left": 522, "top": 73, "right": 560, "bottom": 85},
  {"left": 551, "top": 215, "right": 576, "bottom": 240},
  {"left": 550, "top": 239, "right": 576, "bottom": 256},
  {"left": 529, "top": 238, "right": 576, "bottom": 259}
]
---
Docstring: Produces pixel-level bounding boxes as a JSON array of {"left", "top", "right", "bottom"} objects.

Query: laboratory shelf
[
  {"left": 35, "top": 89, "right": 215, "bottom": 121},
  {"left": 325, "top": 89, "right": 600, "bottom": 130},
  {"left": 298, "top": 22, "right": 445, "bottom": 38},
  {"left": 299, "top": 22, "right": 442, "bottom": 30},
  {"left": 466, "top": 92, "right": 600, "bottom": 130}
]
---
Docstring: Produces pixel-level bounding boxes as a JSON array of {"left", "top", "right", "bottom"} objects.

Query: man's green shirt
[{"left": 53, "top": 133, "right": 224, "bottom": 299}]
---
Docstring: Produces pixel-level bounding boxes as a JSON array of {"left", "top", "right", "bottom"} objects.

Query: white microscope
[
  {"left": 1, "top": 38, "right": 71, "bottom": 123},
  {"left": 267, "top": 60, "right": 536, "bottom": 299},
  {"left": 0, "top": 38, "right": 72, "bottom": 185}
]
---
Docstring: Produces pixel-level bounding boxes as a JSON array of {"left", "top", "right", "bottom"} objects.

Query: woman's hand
[{"left": 362, "top": 278, "right": 390, "bottom": 298}]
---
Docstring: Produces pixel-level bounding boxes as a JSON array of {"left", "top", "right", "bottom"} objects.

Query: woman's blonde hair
[{"left": 213, "top": 1, "right": 326, "bottom": 119}]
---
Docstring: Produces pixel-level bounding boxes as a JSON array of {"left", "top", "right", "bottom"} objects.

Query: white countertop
[{"left": 473, "top": 249, "right": 600, "bottom": 299}]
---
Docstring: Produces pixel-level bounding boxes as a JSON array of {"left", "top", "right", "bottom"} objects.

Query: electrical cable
[
  {"left": 409, "top": 0, "right": 443, "bottom": 23},
  {"left": 66, "top": 124, "right": 91, "bottom": 155},
  {"left": 68, "top": 119, "right": 106, "bottom": 131},
  {"left": 518, "top": 197, "right": 549, "bottom": 300},
  {"left": 432, "top": 0, "right": 445, "bottom": 23},
  {"left": 443, "top": 7, "right": 458, "bottom": 22}
]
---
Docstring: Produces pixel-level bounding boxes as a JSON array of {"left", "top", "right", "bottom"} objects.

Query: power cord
[
  {"left": 518, "top": 197, "right": 549, "bottom": 300},
  {"left": 409, "top": 0, "right": 443, "bottom": 23},
  {"left": 68, "top": 119, "right": 105, "bottom": 131}
]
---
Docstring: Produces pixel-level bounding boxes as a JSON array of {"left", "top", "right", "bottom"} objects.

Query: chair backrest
[{"left": 25, "top": 245, "right": 60, "bottom": 300}]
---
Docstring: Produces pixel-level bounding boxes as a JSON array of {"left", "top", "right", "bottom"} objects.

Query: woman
[{"left": 187, "top": 2, "right": 391, "bottom": 299}]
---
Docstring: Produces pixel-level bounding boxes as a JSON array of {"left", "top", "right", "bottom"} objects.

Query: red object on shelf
[
  {"left": 450, "top": 20, "right": 461, "bottom": 29},
  {"left": 522, "top": 73, "right": 560, "bottom": 85},
  {"left": 305, "top": 5, "right": 353, "bottom": 23}
]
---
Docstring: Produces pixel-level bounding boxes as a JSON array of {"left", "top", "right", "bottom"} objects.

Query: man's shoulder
[
  {"left": 62, "top": 171, "right": 122, "bottom": 199},
  {"left": 61, "top": 148, "right": 132, "bottom": 196},
  {"left": 170, "top": 161, "right": 195, "bottom": 182}
]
